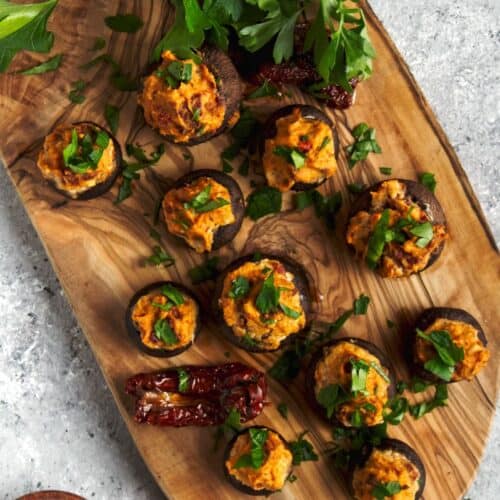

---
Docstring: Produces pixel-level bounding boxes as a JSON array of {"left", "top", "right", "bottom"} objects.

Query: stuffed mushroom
[
  {"left": 306, "top": 338, "right": 395, "bottom": 427},
  {"left": 138, "top": 47, "right": 243, "bottom": 145},
  {"left": 214, "top": 254, "right": 312, "bottom": 352},
  {"left": 412, "top": 307, "right": 490, "bottom": 383},
  {"left": 259, "top": 104, "right": 339, "bottom": 192},
  {"left": 350, "top": 439, "right": 426, "bottom": 500},
  {"left": 346, "top": 179, "right": 448, "bottom": 278},
  {"left": 224, "top": 426, "right": 293, "bottom": 495},
  {"left": 162, "top": 169, "right": 244, "bottom": 253},
  {"left": 126, "top": 281, "right": 201, "bottom": 357},
  {"left": 36, "top": 122, "right": 122, "bottom": 200}
]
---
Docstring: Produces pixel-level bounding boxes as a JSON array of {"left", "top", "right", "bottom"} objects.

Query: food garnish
[{"left": 346, "top": 123, "right": 381, "bottom": 168}]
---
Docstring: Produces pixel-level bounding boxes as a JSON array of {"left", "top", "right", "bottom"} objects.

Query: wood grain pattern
[{"left": 1, "top": 1, "right": 499, "bottom": 499}]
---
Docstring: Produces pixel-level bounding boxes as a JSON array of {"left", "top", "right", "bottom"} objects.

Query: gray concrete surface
[{"left": 0, "top": 1, "right": 498, "bottom": 498}]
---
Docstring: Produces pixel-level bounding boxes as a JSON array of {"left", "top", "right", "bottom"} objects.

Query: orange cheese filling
[
  {"left": 226, "top": 431, "right": 293, "bottom": 491},
  {"left": 131, "top": 291, "right": 198, "bottom": 351},
  {"left": 37, "top": 123, "right": 117, "bottom": 198},
  {"left": 346, "top": 180, "right": 448, "bottom": 278},
  {"left": 263, "top": 107, "right": 337, "bottom": 191},
  {"left": 163, "top": 176, "right": 235, "bottom": 253},
  {"left": 219, "top": 259, "right": 306, "bottom": 350},
  {"left": 314, "top": 342, "right": 390, "bottom": 427},
  {"left": 138, "top": 50, "right": 225, "bottom": 143},
  {"left": 352, "top": 448, "right": 421, "bottom": 500},
  {"left": 415, "top": 318, "right": 490, "bottom": 381}
]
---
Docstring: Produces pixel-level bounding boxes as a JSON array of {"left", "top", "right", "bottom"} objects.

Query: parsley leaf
[
  {"left": 17, "top": 53, "right": 62, "bottom": 75},
  {"left": 273, "top": 145, "right": 306, "bottom": 168},
  {"left": 279, "top": 302, "right": 301, "bottom": 319},
  {"left": 350, "top": 359, "right": 370, "bottom": 394},
  {"left": 379, "top": 166, "right": 392, "bottom": 175},
  {"left": 277, "top": 402, "right": 288, "bottom": 419},
  {"left": 89, "top": 37, "right": 106, "bottom": 52},
  {"left": 154, "top": 318, "right": 177, "bottom": 345},
  {"left": 247, "top": 80, "right": 280, "bottom": 99},
  {"left": 161, "top": 284, "right": 184, "bottom": 306},
  {"left": 409, "top": 222, "right": 433, "bottom": 248},
  {"left": 255, "top": 272, "right": 280, "bottom": 314},
  {"left": 0, "top": 0, "right": 58, "bottom": 73},
  {"left": 104, "top": 104, "right": 120, "bottom": 135},
  {"left": 188, "top": 257, "right": 219, "bottom": 284},
  {"left": 268, "top": 347, "right": 303, "bottom": 382},
  {"left": 68, "top": 79, "right": 86, "bottom": 103},
  {"left": 317, "top": 384, "right": 348, "bottom": 419},
  {"left": 184, "top": 185, "right": 229, "bottom": 213},
  {"left": 229, "top": 276, "right": 250, "bottom": 299},
  {"left": 234, "top": 428, "right": 268, "bottom": 469},
  {"left": 347, "top": 182, "right": 366, "bottom": 194},
  {"left": 246, "top": 186, "right": 282, "bottom": 220},
  {"left": 372, "top": 481, "right": 402, "bottom": 499},
  {"left": 213, "top": 407, "right": 242, "bottom": 450},
  {"left": 62, "top": 128, "right": 109, "bottom": 173},
  {"left": 294, "top": 189, "right": 342, "bottom": 229},
  {"left": 417, "top": 329, "right": 464, "bottom": 381},
  {"left": 346, "top": 123, "right": 381, "bottom": 168},
  {"left": 177, "top": 368, "right": 189, "bottom": 392},
  {"left": 145, "top": 245, "right": 175, "bottom": 267},
  {"left": 289, "top": 432, "right": 319, "bottom": 465},
  {"left": 365, "top": 209, "right": 390, "bottom": 269},
  {"left": 409, "top": 384, "right": 448, "bottom": 418},
  {"left": 419, "top": 172, "right": 437, "bottom": 193},
  {"left": 105, "top": 13, "right": 143, "bottom": 33},
  {"left": 353, "top": 293, "right": 370, "bottom": 315}
]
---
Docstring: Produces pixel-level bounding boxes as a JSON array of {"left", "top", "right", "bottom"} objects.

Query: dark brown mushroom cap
[
  {"left": 411, "top": 307, "right": 487, "bottom": 384},
  {"left": 348, "top": 179, "right": 447, "bottom": 270},
  {"left": 164, "top": 168, "right": 245, "bottom": 252},
  {"left": 213, "top": 253, "right": 313, "bottom": 353},
  {"left": 140, "top": 46, "right": 243, "bottom": 146},
  {"left": 305, "top": 337, "right": 396, "bottom": 425},
  {"left": 41, "top": 121, "right": 122, "bottom": 201},
  {"left": 125, "top": 281, "right": 201, "bottom": 358},
  {"left": 349, "top": 438, "right": 426, "bottom": 500},
  {"left": 223, "top": 425, "right": 293, "bottom": 496},
  {"left": 258, "top": 104, "right": 340, "bottom": 191}
]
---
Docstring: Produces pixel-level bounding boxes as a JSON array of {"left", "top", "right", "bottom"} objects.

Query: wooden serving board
[{"left": 1, "top": 1, "right": 498, "bottom": 499}]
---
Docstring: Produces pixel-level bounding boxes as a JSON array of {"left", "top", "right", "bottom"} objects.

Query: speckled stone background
[{"left": 1, "top": 1, "right": 499, "bottom": 499}]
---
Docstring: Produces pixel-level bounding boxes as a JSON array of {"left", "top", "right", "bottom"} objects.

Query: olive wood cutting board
[{"left": 1, "top": 1, "right": 498, "bottom": 499}]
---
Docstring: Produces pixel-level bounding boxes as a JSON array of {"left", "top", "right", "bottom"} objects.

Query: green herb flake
[
  {"left": 347, "top": 182, "right": 366, "bottom": 194},
  {"left": 255, "top": 272, "right": 280, "bottom": 314},
  {"left": 234, "top": 428, "right": 268, "bottom": 469},
  {"left": 350, "top": 359, "right": 370, "bottom": 394},
  {"left": 154, "top": 318, "right": 177, "bottom": 345},
  {"left": 379, "top": 166, "right": 392, "bottom": 175},
  {"left": 269, "top": 348, "right": 302, "bottom": 383},
  {"left": 273, "top": 145, "right": 306, "bottom": 169},
  {"left": 383, "top": 396, "right": 408, "bottom": 425},
  {"left": 417, "top": 329, "right": 464, "bottom": 381},
  {"left": 222, "top": 159, "right": 234, "bottom": 173},
  {"left": 289, "top": 432, "right": 319, "bottom": 466},
  {"left": 246, "top": 80, "right": 280, "bottom": 100},
  {"left": 105, "top": 13, "right": 143, "bottom": 33},
  {"left": 188, "top": 257, "right": 219, "bottom": 284},
  {"left": 279, "top": 302, "right": 301, "bottom": 319},
  {"left": 366, "top": 209, "right": 391, "bottom": 269},
  {"left": 161, "top": 284, "right": 184, "bottom": 306},
  {"left": 318, "top": 136, "right": 331, "bottom": 150},
  {"left": 246, "top": 186, "right": 282, "bottom": 221},
  {"left": 177, "top": 368, "right": 189, "bottom": 392},
  {"left": 0, "top": 0, "right": 58, "bottom": 73},
  {"left": 410, "top": 222, "right": 434, "bottom": 248},
  {"left": 346, "top": 123, "right": 381, "bottom": 168},
  {"left": 419, "top": 172, "right": 437, "bottom": 193},
  {"left": 104, "top": 104, "right": 120, "bottom": 135},
  {"left": 192, "top": 107, "right": 201, "bottom": 122},
  {"left": 372, "top": 481, "right": 402, "bottom": 499},
  {"left": 90, "top": 37, "right": 106, "bottom": 52},
  {"left": 146, "top": 245, "right": 175, "bottom": 267},
  {"left": 229, "top": 276, "right": 250, "bottom": 299},
  {"left": 277, "top": 402, "right": 288, "bottom": 419},
  {"left": 409, "top": 384, "right": 448, "bottom": 419},
  {"left": 353, "top": 293, "right": 370, "bottom": 315},
  {"left": 151, "top": 301, "right": 173, "bottom": 312},
  {"left": 17, "top": 53, "right": 62, "bottom": 75},
  {"left": 68, "top": 79, "right": 86, "bottom": 104}
]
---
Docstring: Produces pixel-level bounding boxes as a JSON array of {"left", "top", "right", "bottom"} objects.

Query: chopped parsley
[
  {"left": 184, "top": 185, "right": 230, "bottom": 213},
  {"left": 154, "top": 318, "right": 177, "bottom": 345},
  {"left": 279, "top": 302, "right": 301, "bottom": 319},
  {"left": 246, "top": 80, "right": 280, "bottom": 99},
  {"left": 104, "top": 13, "right": 143, "bottom": 33},
  {"left": 17, "top": 53, "right": 62, "bottom": 75},
  {"left": 177, "top": 368, "right": 189, "bottom": 392},
  {"left": 145, "top": 245, "right": 175, "bottom": 267},
  {"left": 419, "top": 172, "right": 437, "bottom": 193},
  {"left": 347, "top": 182, "right": 366, "bottom": 194},
  {"left": 365, "top": 209, "right": 391, "bottom": 269},
  {"left": 62, "top": 128, "right": 109, "bottom": 173},
  {"left": 213, "top": 407, "right": 241, "bottom": 450},
  {"left": 246, "top": 186, "right": 282, "bottom": 221},
  {"left": 417, "top": 329, "right": 464, "bottom": 381},
  {"left": 379, "top": 166, "right": 392, "bottom": 175},
  {"left": 273, "top": 145, "right": 306, "bottom": 169},
  {"left": 318, "top": 136, "right": 331, "bottom": 150},
  {"left": 104, "top": 103, "right": 120, "bottom": 135},
  {"left": 277, "top": 402, "right": 288, "bottom": 419},
  {"left": 346, "top": 123, "right": 381, "bottom": 168},
  {"left": 161, "top": 284, "right": 184, "bottom": 306},
  {"left": 228, "top": 276, "right": 250, "bottom": 299},
  {"left": 372, "top": 481, "right": 402, "bottom": 499},
  {"left": 409, "top": 383, "right": 448, "bottom": 418},
  {"left": 294, "top": 189, "right": 342, "bottom": 229},
  {"left": 255, "top": 272, "right": 280, "bottom": 314},
  {"left": 234, "top": 428, "right": 268, "bottom": 469},
  {"left": 289, "top": 432, "right": 318, "bottom": 465},
  {"left": 350, "top": 360, "right": 370, "bottom": 394},
  {"left": 188, "top": 257, "right": 219, "bottom": 284},
  {"left": 409, "top": 221, "right": 434, "bottom": 248},
  {"left": 353, "top": 294, "right": 370, "bottom": 315},
  {"left": 156, "top": 60, "right": 193, "bottom": 88},
  {"left": 68, "top": 79, "right": 86, "bottom": 103}
]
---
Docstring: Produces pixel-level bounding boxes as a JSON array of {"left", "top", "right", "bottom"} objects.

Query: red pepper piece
[{"left": 125, "top": 362, "right": 267, "bottom": 427}]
